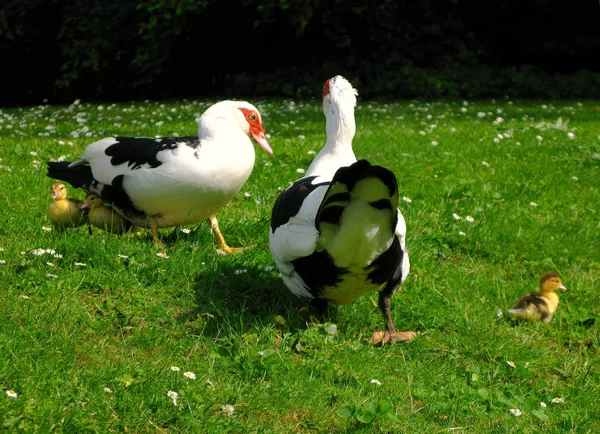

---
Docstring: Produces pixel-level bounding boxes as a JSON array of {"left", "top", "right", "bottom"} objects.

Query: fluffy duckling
[
  {"left": 47, "top": 181, "right": 87, "bottom": 229},
  {"left": 508, "top": 273, "right": 567, "bottom": 324},
  {"left": 81, "top": 194, "right": 134, "bottom": 234}
]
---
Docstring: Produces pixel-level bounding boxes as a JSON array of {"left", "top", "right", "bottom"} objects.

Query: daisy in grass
[
  {"left": 5, "top": 390, "right": 18, "bottom": 398},
  {"left": 170, "top": 366, "right": 180, "bottom": 372},
  {"left": 506, "top": 361, "right": 516, "bottom": 368},
  {"left": 551, "top": 397, "right": 565, "bottom": 404},
  {"left": 117, "top": 254, "right": 129, "bottom": 259},
  {"left": 184, "top": 372, "right": 196, "bottom": 380},
  {"left": 74, "top": 262, "right": 86, "bottom": 267},
  {"left": 402, "top": 197, "right": 412, "bottom": 203},
  {"left": 221, "top": 404, "right": 235, "bottom": 416},
  {"left": 156, "top": 252, "right": 170, "bottom": 259},
  {"left": 452, "top": 213, "right": 461, "bottom": 220},
  {"left": 0, "top": 260, "right": 5, "bottom": 265},
  {"left": 465, "top": 215, "right": 475, "bottom": 223},
  {"left": 529, "top": 202, "right": 538, "bottom": 207},
  {"left": 181, "top": 228, "right": 191, "bottom": 234},
  {"left": 42, "top": 226, "right": 52, "bottom": 232},
  {"left": 509, "top": 409, "right": 522, "bottom": 416},
  {"left": 540, "top": 402, "right": 547, "bottom": 408},
  {"left": 167, "top": 390, "right": 179, "bottom": 405},
  {"left": 370, "top": 379, "right": 382, "bottom": 386},
  {"left": 296, "top": 168, "right": 305, "bottom": 174},
  {"left": 103, "top": 387, "right": 113, "bottom": 393}
]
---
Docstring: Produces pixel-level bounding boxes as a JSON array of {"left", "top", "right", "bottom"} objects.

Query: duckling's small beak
[
  {"left": 81, "top": 202, "right": 90, "bottom": 210},
  {"left": 558, "top": 284, "right": 567, "bottom": 291},
  {"left": 52, "top": 192, "right": 59, "bottom": 199}
]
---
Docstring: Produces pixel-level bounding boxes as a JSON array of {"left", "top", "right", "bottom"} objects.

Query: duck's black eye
[{"left": 248, "top": 113, "right": 257, "bottom": 121}]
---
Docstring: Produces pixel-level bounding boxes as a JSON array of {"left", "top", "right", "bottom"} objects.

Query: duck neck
[{"left": 322, "top": 106, "right": 356, "bottom": 156}]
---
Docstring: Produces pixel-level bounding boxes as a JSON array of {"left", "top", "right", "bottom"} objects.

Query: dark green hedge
[{"left": 1, "top": 0, "right": 599, "bottom": 106}]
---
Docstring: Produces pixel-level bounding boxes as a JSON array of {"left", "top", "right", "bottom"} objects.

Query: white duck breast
[{"left": 47, "top": 100, "right": 272, "bottom": 250}]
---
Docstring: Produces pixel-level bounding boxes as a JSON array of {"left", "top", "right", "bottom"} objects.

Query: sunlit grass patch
[{"left": 0, "top": 98, "right": 598, "bottom": 432}]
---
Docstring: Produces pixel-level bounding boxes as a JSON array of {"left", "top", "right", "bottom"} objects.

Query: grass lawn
[{"left": 0, "top": 97, "right": 599, "bottom": 433}]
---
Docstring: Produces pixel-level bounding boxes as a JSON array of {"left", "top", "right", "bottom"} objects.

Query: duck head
[{"left": 540, "top": 272, "right": 567, "bottom": 293}]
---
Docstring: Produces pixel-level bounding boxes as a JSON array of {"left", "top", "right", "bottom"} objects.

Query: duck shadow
[{"left": 180, "top": 264, "right": 342, "bottom": 339}]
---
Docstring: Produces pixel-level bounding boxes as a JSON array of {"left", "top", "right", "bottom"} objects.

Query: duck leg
[
  {"left": 207, "top": 215, "right": 247, "bottom": 255},
  {"left": 148, "top": 216, "right": 165, "bottom": 249},
  {"left": 371, "top": 292, "right": 417, "bottom": 344}
]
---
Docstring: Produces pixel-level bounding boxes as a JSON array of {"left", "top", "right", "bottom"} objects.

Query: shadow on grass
[{"left": 185, "top": 264, "right": 345, "bottom": 340}]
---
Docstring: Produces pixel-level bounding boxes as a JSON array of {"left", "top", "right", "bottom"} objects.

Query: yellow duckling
[
  {"left": 81, "top": 194, "right": 133, "bottom": 234},
  {"left": 508, "top": 273, "right": 567, "bottom": 324},
  {"left": 48, "top": 181, "right": 87, "bottom": 229}
]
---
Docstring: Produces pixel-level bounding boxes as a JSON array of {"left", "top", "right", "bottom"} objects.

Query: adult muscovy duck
[
  {"left": 47, "top": 100, "right": 272, "bottom": 252},
  {"left": 269, "top": 76, "right": 414, "bottom": 344}
]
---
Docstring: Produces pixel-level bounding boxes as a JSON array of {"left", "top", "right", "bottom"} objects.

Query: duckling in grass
[
  {"left": 81, "top": 194, "right": 136, "bottom": 234},
  {"left": 48, "top": 181, "right": 87, "bottom": 230},
  {"left": 508, "top": 273, "right": 567, "bottom": 324}
]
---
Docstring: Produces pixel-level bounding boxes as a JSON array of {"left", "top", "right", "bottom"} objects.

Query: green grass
[{"left": 0, "top": 98, "right": 599, "bottom": 433}]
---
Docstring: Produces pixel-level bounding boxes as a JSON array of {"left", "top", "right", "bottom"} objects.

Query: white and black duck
[
  {"left": 47, "top": 100, "right": 272, "bottom": 252},
  {"left": 269, "top": 76, "right": 414, "bottom": 344}
]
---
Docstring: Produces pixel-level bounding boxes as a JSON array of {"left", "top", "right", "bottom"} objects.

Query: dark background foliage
[{"left": 1, "top": 0, "right": 599, "bottom": 106}]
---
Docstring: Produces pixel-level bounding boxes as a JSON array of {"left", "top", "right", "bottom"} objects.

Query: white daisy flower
[
  {"left": 551, "top": 397, "right": 565, "bottom": 404},
  {"left": 221, "top": 404, "right": 235, "bottom": 415},
  {"left": 103, "top": 387, "right": 113, "bottom": 393},
  {"left": 465, "top": 215, "right": 475, "bottom": 223},
  {"left": 452, "top": 213, "right": 461, "bottom": 220},
  {"left": 5, "top": 390, "right": 18, "bottom": 398},
  {"left": 540, "top": 402, "right": 547, "bottom": 408},
  {"left": 156, "top": 252, "right": 170, "bottom": 259},
  {"left": 181, "top": 228, "right": 191, "bottom": 234},
  {"left": 170, "top": 366, "right": 180, "bottom": 372},
  {"left": 529, "top": 202, "right": 538, "bottom": 207},
  {"left": 42, "top": 226, "right": 52, "bottom": 232},
  {"left": 184, "top": 372, "right": 196, "bottom": 380},
  {"left": 506, "top": 360, "right": 516, "bottom": 368},
  {"left": 402, "top": 197, "right": 412, "bottom": 203},
  {"left": 370, "top": 379, "right": 382, "bottom": 386},
  {"left": 509, "top": 409, "right": 522, "bottom": 416},
  {"left": 167, "top": 390, "right": 178, "bottom": 399},
  {"left": 296, "top": 168, "right": 305, "bottom": 174}
]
